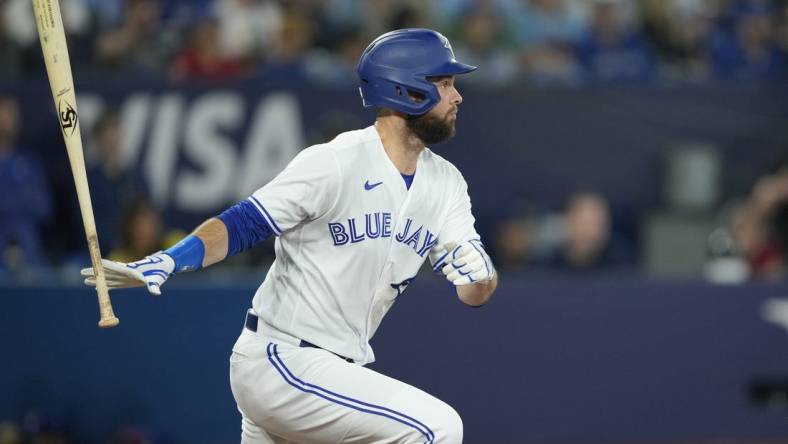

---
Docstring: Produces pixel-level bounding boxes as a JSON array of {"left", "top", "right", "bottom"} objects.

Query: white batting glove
[
  {"left": 81, "top": 252, "right": 175, "bottom": 296},
  {"left": 440, "top": 239, "right": 495, "bottom": 286}
]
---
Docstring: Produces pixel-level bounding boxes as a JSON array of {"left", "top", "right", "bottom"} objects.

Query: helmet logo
[{"left": 438, "top": 33, "right": 453, "bottom": 54}]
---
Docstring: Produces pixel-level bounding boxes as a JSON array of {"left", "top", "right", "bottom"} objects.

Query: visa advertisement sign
[{"left": 75, "top": 90, "right": 306, "bottom": 212}]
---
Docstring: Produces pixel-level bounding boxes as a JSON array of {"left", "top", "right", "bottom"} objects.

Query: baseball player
[{"left": 83, "top": 28, "right": 497, "bottom": 443}]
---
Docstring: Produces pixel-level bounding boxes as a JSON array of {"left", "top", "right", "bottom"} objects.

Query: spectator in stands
[
  {"left": 170, "top": 16, "right": 246, "bottom": 82},
  {"left": 109, "top": 198, "right": 167, "bottom": 263},
  {"left": 84, "top": 0, "right": 124, "bottom": 27},
  {"left": 85, "top": 110, "right": 149, "bottom": 253},
  {"left": 261, "top": 11, "right": 316, "bottom": 82},
  {"left": 0, "top": 95, "right": 52, "bottom": 273},
  {"left": 513, "top": 0, "right": 586, "bottom": 45},
  {"left": 427, "top": 0, "right": 508, "bottom": 30},
  {"left": 777, "top": 0, "right": 788, "bottom": 54},
  {"left": 641, "top": 0, "right": 718, "bottom": 82},
  {"left": 494, "top": 191, "right": 633, "bottom": 272},
  {"left": 511, "top": 0, "right": 586, "bottom": 86},
  {"left": 322, "top": 0, "right": 432, "bottom": 41},
  {"left": 545, "top": 191, "right": 634, "bottom": 272},
  {"left": 577, "top": 0, "right": 656, "bottom": 83},
  {"left": 708, "top": 0, "right": 787, "bottom": 81},
  {"left": 304, "top": 26, "right": 368, "bottom": 86},
  {"left": 452, "top": 8, "right": 520, "bottom": 87},
  {"left": 556, "top": 192, "right": 637, "bottom": 273},
  {"left": 0, "top": 7, "right": 22, "bottom": 78},
  {"left": 549, "top": 192, "right": 619, "bottom": 270},
  {"left": 3, "top": 0, "right": 94, "bottom": 75},
  {"left": 386, "top": 1, "right": 433, "bottom": 30},
  {"left": 730, "top": 159, "right": 788, "bottom": 280},
  {"left": 94, "top": 0, "right": 170, "bottom": 75},
  {"left": 493, "top": 207, "right": 542, "bottom": 271},
  {"left": 214, "top": 0, "right": 282, "bottom": 63}
]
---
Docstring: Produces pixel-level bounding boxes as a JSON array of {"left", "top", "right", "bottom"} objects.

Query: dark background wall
[{"left": 2, "top": 275, "right": 787, "bottom": 443}]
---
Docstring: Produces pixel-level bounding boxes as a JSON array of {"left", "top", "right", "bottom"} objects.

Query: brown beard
[{"left": 406, "top": 110, "right": 455, "bottom": 145}]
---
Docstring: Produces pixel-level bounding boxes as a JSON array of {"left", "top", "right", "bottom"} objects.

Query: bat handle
[
  {"left": 97, "top": 284, "right": 119, "bottom": 327},
  {"left": 98, "top": 289, "right": 119, "bottom": 328},
  {"left": 98, "top": 312, "right": 119, "bottom": 328},
  {"left": 88, "top": 236, "right": 119, "bottom": 328}
]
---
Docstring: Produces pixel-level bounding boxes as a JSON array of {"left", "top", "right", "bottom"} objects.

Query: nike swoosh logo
[{"left": 364, "top": 180, "right": 383, "bottom": 190}]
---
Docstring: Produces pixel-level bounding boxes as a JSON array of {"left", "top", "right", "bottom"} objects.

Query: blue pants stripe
[{"left": 266, "top": 343, "right": 435, "bottom": 443}]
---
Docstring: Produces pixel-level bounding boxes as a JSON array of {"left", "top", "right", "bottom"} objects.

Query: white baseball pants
[{"left": 229, "top": 318, "right": 463, "bottom": 444}]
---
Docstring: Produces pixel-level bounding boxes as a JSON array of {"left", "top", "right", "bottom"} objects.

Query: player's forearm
[
  {"left": 216, "top": 199, "right": 276, "bottom": 257},
  {"left": 456, "top": 273, "right": 498, "bottom": 306},
  {"left": 90, "top": 197, "right": 271, "bottom": 297},
  {"left": 193, "top": 217, "right": 229, "bottom": 267},
  {"left": 160, "top": 217, "right": 228, "bottom": 273},
  {"left": 170, "top": 198, "right": 276, "bottom": 271}
]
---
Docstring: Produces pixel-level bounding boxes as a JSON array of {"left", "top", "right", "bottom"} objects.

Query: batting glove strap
[{"left": 441, "top": 239, "right": 495, "bottom": 286}]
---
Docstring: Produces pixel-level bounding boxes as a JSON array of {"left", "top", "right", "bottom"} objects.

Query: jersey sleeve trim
[{"left": 248, "top": 195, "right": 283, "bottom": 236}]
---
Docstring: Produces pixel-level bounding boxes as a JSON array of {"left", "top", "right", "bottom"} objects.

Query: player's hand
[
  {"left": 81, "top": 252, "right": 175, "bottom": 296},
  {"left": 440, "top": 239, "right": 495, "bottom": 286}
]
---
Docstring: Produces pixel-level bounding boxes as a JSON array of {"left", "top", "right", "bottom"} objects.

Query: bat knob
[{"left": 98, "top": 317, "right": 120, "bottom": 328}]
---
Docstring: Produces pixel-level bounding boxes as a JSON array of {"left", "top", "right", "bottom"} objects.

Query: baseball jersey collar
[{"left": 367, "top": 125, "right": 423, "bottom": 194}]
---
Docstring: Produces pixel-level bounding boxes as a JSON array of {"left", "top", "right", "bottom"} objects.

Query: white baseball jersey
[{"left": 248, "top": 125, "right": 479, "bottom": 364}]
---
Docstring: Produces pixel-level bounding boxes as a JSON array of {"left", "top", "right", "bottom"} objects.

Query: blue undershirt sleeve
[{"left": 217, "top": 199, "right": 275, "bottom": 257}]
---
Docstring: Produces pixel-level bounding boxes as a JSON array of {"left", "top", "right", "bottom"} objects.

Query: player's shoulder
[
  {"left": 421, "top": 147, "right": 466, "bottom": 183},
  {"left": 292, "top": 127, "right": 372, "bottom": 163},
  {"left": 289, "top": 128, "right": 361, "bottom": 160},
  {"left": 286, "top": 127, "right": 374, "bottom": 177},
  {"left": 319, "top": 127, "right": 377, "bottom": 153}
]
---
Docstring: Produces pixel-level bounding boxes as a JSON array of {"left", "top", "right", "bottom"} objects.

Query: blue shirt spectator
[
  {"left": 84, "top": 110, "right": 149, "bottom": 253},
  {"left": 452, "top": 8, "right": 520, "bottom": 87},
  {"left": 0, "top": 96, "right": 51, "bottom": 270},
  {"left": 577, "top": 1, "right": 656, "bottom": 83},
  {"left": 508, "top": 0, "right": 586, "bottom": 87},
  {"left": 510, "top": 0, "right": 586, "bottom": 47},
  {"left": 709, "top": 2, "right": 787, "bottom": 82}
]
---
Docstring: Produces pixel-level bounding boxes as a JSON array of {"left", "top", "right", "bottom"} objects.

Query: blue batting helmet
[{"left": 357, "top": 28, "right": 477, "bottom": 116}]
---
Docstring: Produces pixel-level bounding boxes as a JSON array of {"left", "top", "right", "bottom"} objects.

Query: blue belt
[{"left": 244, "top": 310, "right": 354, "bottom": 363}]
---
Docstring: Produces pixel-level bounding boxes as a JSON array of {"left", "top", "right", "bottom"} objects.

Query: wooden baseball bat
[{"left": 33, "top": 0, "right": 119, "bottom": 328}]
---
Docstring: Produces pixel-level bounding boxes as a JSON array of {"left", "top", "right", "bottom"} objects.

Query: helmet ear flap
[{"left": 359, "top": 77, "right": 439, "bottom": 115}]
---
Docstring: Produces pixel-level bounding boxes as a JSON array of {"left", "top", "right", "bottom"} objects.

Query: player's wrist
[{"left": 163, "top": 234, "right": 205, "bottom": 273}]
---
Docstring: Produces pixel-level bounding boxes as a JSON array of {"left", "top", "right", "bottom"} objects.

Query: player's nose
[{"left": 452, "top": 87, "right": 463, "bottom": 105}]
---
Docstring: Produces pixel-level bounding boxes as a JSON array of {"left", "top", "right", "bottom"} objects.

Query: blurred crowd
[
  {"left": 494, "top": 163, "right": 788, "bottom": 281},
  {"left": 724, "top": 157, "right": 788, "bottom": 279},
  {"left": 0, "top": 0, "right": 787, "bottom": 283},
  {"left": 0, "top": 418, "right": 180, "bottom": 444},
  {"left": 0, "top": 0, "right": 787, "bottom": 85}
]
